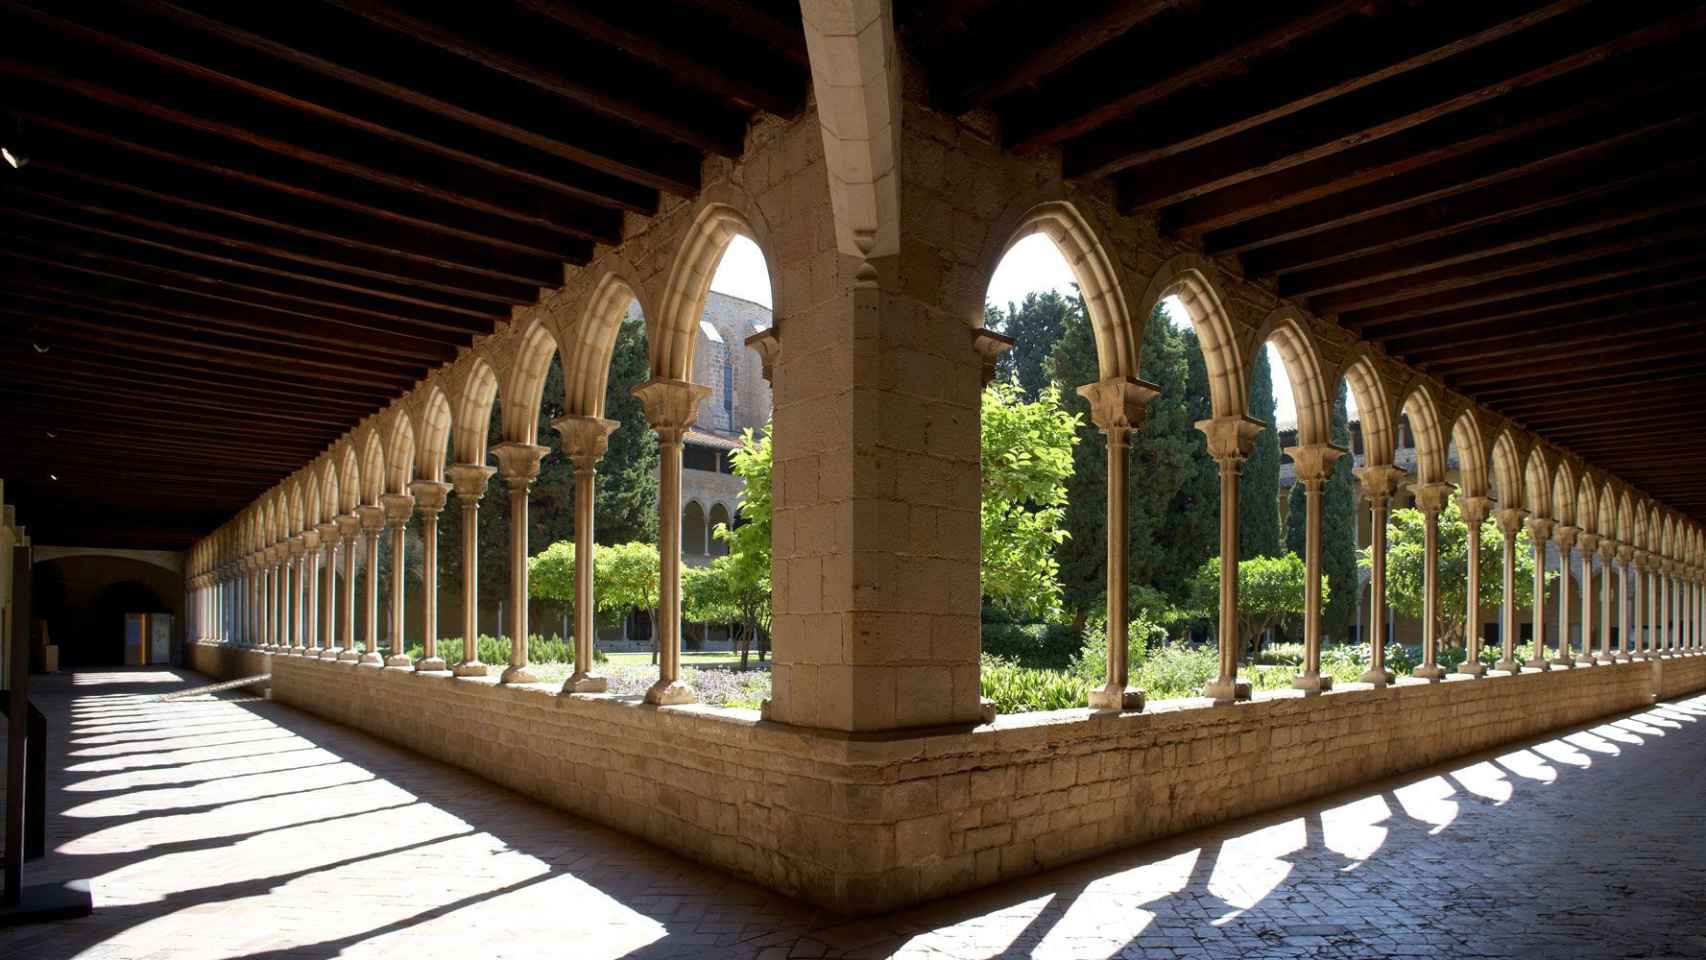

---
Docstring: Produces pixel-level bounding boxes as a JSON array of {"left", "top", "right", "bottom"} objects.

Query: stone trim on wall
[{"left": 187, "top": 642, "right": 1706, "bottom": 914}]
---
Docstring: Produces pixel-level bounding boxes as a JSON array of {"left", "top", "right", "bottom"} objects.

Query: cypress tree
[
  {"left": 992, "top": 291, "right": 1076, "bottom": 401},
  {"left": 1240, "top": 347, "right": 1283, "bottom": 558},
  {"left": 1322, "top": 380, "right": 1359, "bottom": 641}
]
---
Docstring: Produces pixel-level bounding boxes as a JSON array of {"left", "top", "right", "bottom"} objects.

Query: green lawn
[{"left": 602, "top": 650, "right": 761, "bottom": 667}]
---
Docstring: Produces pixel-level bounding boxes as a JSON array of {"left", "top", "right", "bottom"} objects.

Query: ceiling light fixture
[
  {"left": 45, "top": 430, "right": 56, "bottom": 439},
  {"left": 1, "top": 145, "right": 25, "bottom": 169},
  {"left": 49, "top": 473, "right": 59, "bottom": 481},
  {"left": 32, "top": 342, "right": 48, "bottom": 354}
]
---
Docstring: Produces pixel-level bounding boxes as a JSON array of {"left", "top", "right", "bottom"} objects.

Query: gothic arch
[
  {"left": 412, "top": 383, "right": 453, "bottom": 482},
  {"left": 336, "top": 442, "right": 361, "bottom": 515},
  {"left": 1449, "top": 410, "right": 1491, "bottom": 499},
  {"left": 656, "top": 202, "right": 773, "bottom": 382},
  {"left": 1136, "top": 254, "right": 1247, "bottom": 421},
  {"left": 1617, "top": 490, "right": 1635, "bottom": 544},
  {"left": 565, "top": 270, "right": 648, "bottom": 418},
  {"left": 1523, "top": 445, "right": 1554, "bottom": 520},
  {"left": 359, "top": 428, "right": 385, "bottom": 506},
  {"left": 502, "top": 320, "right": 564, "bottom": 443},
  {"left": 319, "top": 457, "right": 340, "bottom": 523},
  {"left": 1491, "top": 428, "right": 1525, "bottom": 510},
  {"left": 1400, "top": 384, "right": 1448, "bottom": 485},
  {"left": 1551, "top": 458, "right": 1577, "bottom": 526},
  {"left": 1340, "top": 352, "right": 1396, "bottom": 467},
  {"left": 448, "top": 358, "right": 499, "bottom": 465},
  {"left": 1253, "top": 307, "right": 1332, "bottom": 447},
  {"left": 384, "top": 410, "right": 417, "bottom": 495}
]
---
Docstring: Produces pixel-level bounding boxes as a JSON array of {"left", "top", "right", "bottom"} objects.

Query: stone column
[
  {"left": 553, "top": 415, "right": 619, "bottom": 694},
  {"left": 633, "top": 378, "right": 711, "bottom": 706},
  {"left": 1410, "top": 482, "right": 1455, "bottom": 681},
  {"left": 1287, "top": 444, "right": 1346, "bottom": 692},
  {"left": 1492, "top": 508, "right": 1526, "bottom": 674},
  {"left": 1354, "top": 464, "right": 1408, "bottom": 686},
  {"left": 356, "top": 505, "right": 386, "bottom": 665},
  {"left": 1574, "top": 532, "right": 1598, "bottom": 666},
  {"left": 287, "top": 541, "right": 303, "bottom": 654},
  {"left": 491, "top": 441, "right": 551, "bottom": 685},
  {"left": 1197, "top": 415, "right": 1265, "bottom": 704},
  {"left": 1550, "top": 525, "right": 1578, "bottom": 669},
  {"left": 1081, "top": 378, "right": 1160, "bottom": 710},
  {"left": 1633, "top": 551, "right": 1650, "bottom": 659},
  {"left": 270, "top": 549, "right": 283, "bottom": 652},
  {"left": 1616, "top": 545, "right": 1633, "bottom": 660},
  {"left": 302, "top": 529, "right": 321, "bottom": 652},
  {"left": 1658, "top": 561, "right": 1671, "bottom": 655},
  {"left": 380, "top": 493, "right": 415, "bottom": 667},
  {"left": 1597, "top": 539, "right": 1615, "bottom": 662},
  {"left": 1526, "top": 518, "right": 1553, "bottom": 670},
  {"left": 445, "top": 464, "right": 496, "bottom": 677},
  {"left": 1456, "top": 496, "right": 1493, "bottom": 677},
  {"left": 410, "top": 480, "right": 452, "bottom": 672},
  {"left": 335, "top": 515, "right": 361, "bottom": 662}
]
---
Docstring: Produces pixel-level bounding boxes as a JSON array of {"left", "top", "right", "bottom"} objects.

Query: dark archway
[{"left": 33, "top": 556, "right": 183, "bottom": 669}]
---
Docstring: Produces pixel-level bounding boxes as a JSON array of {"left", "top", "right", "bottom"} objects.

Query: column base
[
  {"left": 1573, "top": 655, "right": 1596, "bottom": 667},
  {"left": 645, "top": 679, "right": 697, "bottom": 705},
  {"left": 1087, "top": 684, "right": 1145, "bottom": 711},
  {"left": 979, "top": 698, "right": 998, "bottom": 724},
  {"left": 1412, "top": 664, "right": 1447, "bottom": 682},
  {"left": 415, "top": 657, "right": 449, "bottom": 674},
  {"left": 1549, "top": 656, "right": 1575, "bottom": 669},
  {"left": 319, "top": 647, "right": 343, "bottom": 660},
  {"left": 1594, "top": 654, "right": 1617, "bottom": 665},
  {"left": 1202, "top": 679, "right": 1251, "bottom": 705},
  {"left": 1290, "top": 672, "right": 1332, "bottom": 695},
  {"left": 338, "top": 650, "right": 361, "bottom": 662},
  {"left": 290, "top": 646, "right": 306, "bottom": 657},
  {"left": 1492, "top": 659, "right": 1522, "bottom": 675},
  {"left": 1528, "top": 658, "right": 1552, "bottom": 672},
  {"left": 452, "top": 661, "right": 488, "bottom": 678},
  {"left": 499, "top": 664, "right": 538, "bottom": 685},
  {"left": 358, "top": 652, "right": 383, "bottom": 666},
  {"left": 1359, "top": 668, "right": 1394, "bottom": 687},
  {"left": 385, "top": 655, "right": 414, "bottom": 668},
  {"left": 562, "top": 672, "right": 609, "bottom": 694},
  {"left": 1453, "top": 661, "right": 1488, "bottom": 678}
]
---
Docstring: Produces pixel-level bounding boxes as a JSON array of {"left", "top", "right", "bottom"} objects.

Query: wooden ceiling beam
[
  {"left": 1408, "top": 315, "right": 1705, "bottom": 370},
  {"left": 1359, "top": 271, "right": 1706, "bottom": 345},
  {"left": 1476, "top": 359, "right": 1706, "bottom": 398},
  {"left": 1446, "top": 336, "right": 1706, "bottom": 391},
  {"left": 0, "top": 368, "right": 368, "bottom": 424},
  {"left": 940, "top": 0, "right": 1174, "bottom": 114}
]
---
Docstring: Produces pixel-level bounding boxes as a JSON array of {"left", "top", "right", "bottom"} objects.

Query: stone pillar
[
  {"left": 410, "top": 480, "right": 452, "bottom": 672},
  {"left": 287, "top": 540, "right": 303, "bottom": 654},
  {"left": 491, "top": 442, "right": 551, "bottom": 685},
  {"left": 1287, "top": 444, "right": 1346, "bottom": 692},
  {"left": 1616, "top": 545, "right": 1633, "bottom": 660},
  {"left": 1658, "top": 561, "right": 1671, "bottom": 655},
  {"left": 1493, "top": 508, "right": 1526, "bottom": 674},
  {"left": 302, "top": 530, "right": 321, "bottom": 652},
  {"left": 1597, "top": 539, "right": 1615, "bottom": 662},
  {"left": 356, "top": 505, "right": 386, "bottom": 665},
  {"left": 381, "top": 493, "right": 415, "bottom": 667},
  {"left": 335, "top": 515, "right": 361, "bottom": 661},
  {"left": 1456, "top": 496, "right": 1493, "bottom": 677},
  {"left": 270, "top": 549, "right": 284, "bottom": 652},
  {"left": 1526, "top": 518, "right": 1553, "bottom": 670},
  {"left": 1081, "top": 378, "right": 1160, "bottom": 710},
  {"left": 1355, "top": 464, "right": 1407, "bottom": 685},
  {"left": 445, "top": 464, "right": 496, "bottom": 677},
  {"left": 1550, "top": 525, "right": 1578, "bottom": 669},
  {"left": 1410, "top": 482, "right": 1455, "bottom": 681},
  {"left": 1574, "top": 532, "right": 1598, "bottom": 666},
  {"left": 553, "top": 415, "right": 619, "bottom": 694},
  {"left": 1634, "top": 551, "right": 1650, "bottom": 659},
  {"left": 1197, "top": 415, "right": 1265, "bottom": 704},
  {"left": 633, "top": 378, "right": 711, "bottom": 706}
]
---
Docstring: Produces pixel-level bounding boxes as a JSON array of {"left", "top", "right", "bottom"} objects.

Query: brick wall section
[{"left": 187, "top": 644, "right": 1706, "bottom": 914}]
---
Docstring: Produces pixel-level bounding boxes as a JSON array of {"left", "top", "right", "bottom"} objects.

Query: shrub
[
  {"left": 1070, "top": 615, "right": 1167, "bottom": 683},
  {"left": 982, "top": 621, "right": 1085, "bottom": 669},
  {"left": 1132, "top": 641, "right": 1219, "bottom": 699},
  {"left": 1251, "top": 642, "right": 1305, "bottom": 667},
  {"left": 403, "top": 634, "right": 604, "bottom": 665},
  {"left": 980, "top": 654, "right": 1093, "bottom": 713}
]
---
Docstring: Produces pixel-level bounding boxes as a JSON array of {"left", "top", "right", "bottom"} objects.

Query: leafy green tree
[
  {"left": 527, "top": 539, "right": 577, "bottom": 613},
  {"left": 713, "top": 426, "right": 774, "bottom": 666},
  {"left": 588, "top": 307, "right": 660, "bottom": 546},
  {"left": 980, "top": 381, "right": 1079, "bottom": 620},
  {"left": 989, "top": 290, "right": 1077, "bottom": 401},
  {"left": 683, "top": 555, "right": 769, "bottom": 670},
  {"left": 1240, "top": 347, "right": 1282, "bottom": 559},
  {"left": 1363, "top": 499, "right": 1546, "bottom": 648},
  {"left": 1189, "top": 552, "right": 1325, "bottom": 657},
  {"left": 596, "top": 541, "right": 661, "bottom": 663}
]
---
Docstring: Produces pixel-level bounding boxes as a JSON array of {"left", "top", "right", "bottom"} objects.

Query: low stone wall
[
  {"left": 186, "top": 643, "right": 1706, "bottom": 913},
  {"left": 185, "top": 642, "right": 271, "bottom": 695}
]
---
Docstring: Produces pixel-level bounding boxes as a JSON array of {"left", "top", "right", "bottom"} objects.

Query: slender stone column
[
  {"left": 380, "top": 493, "right": 415, "bottom": 667},
  {"left": 1633, "top": 551, "right": 1650, "bottom": 658},
  {"left": 1659, "top": 561, "right": 1671, "bottom": 655},
  {"left": 411, "top": 480, "right": 452, "bottom": 672},
  {"left": 270, "top": 550, "right": 283, "bottom": 652},
  {"left": 1526, "top": 518, "right": 1553, "bottom": 670},
  {"left": 312, "top": 522, "right": 336, "bottom": 657},
  {"left": 553, "top": 415, "right": 619, "bottom": 695},
  {"left": 335, "top": 515, "right": 361, "bottom": 662},
  {"left": 288, "top": 541, "right": 304, "bottom": 654},
  {"left": 443, "top": 465, "right": 496, "bottom": 676},
  {"left": 491, "top": 442, "right": 551, "bottom": 685},
  {"left": 1597, "top": 539, "right": 1615, "bottom": 662},
  {"left": 1288, "top": 444, "right": 1347, "bottom": 692},
  {"left": 1355, "top": 464, "right": 1408, "bottom": 686},
  {"left": 1616, "top": 545, "right": 1633, "bottom": 660},
  {"left": 302, "top": 530, "right": 322, "bottom": 651},
  {"left": 1550, "top": 525, "right": 1578, "bottom": 668},
  {"left": 1456, "top": 496, "right": 1493, "bottom": 677},
  {"left": 356, "top": 505, "right": 386, "bottom": 665},
  {"left": 1574, "top": 532, "right": 1598, "bottom": 666},
  {"left": 1198, "top": 415, "right": 1265, "bottom": 704},
  {"left": 634, "top": 378, "right": 711, "bottom": 706},
  {"left": 1492, "top": 508, "right": 1526, "bottom": 674},
  {"left": 1082, "top": 379, "right": 1160, "bottom": 709},
  {"left": 1411, "top": 482, "right": 1455, "bottom": 681}
]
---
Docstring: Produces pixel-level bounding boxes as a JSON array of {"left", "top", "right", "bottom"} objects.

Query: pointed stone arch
[
  {"left": 1253, "top": 307, "right": 1331, "bottom": 447},
  {"left": 656, "top": 202, "right": 773, "bottom": 382},
  {"left": 384, "top": 409, "right": 418, "bottom": 495},
  {"left": 565, "top": 270, "right": 649, "bottom": 418},
  {"left": 319, "top": 457, "right": 341, "bottom": 522},
  {"left": 1551, "top": 459, "right": 1577, "bottom": 526},
  {"left": 1136, "top": 254, "right": 1247, "bottom": 420},
  {"left": 336, "top": 442, "right": 361, "bottom": 515},
  {"left": 1617, "top": 490, "right": 1635, "bottom": 543},
  {"left": 1400, "top": 383, "right": 1448, "bottom": 485},
  {"left": 1491, "top": 428, "right": 1526, "bottom": 510},
  {"left": 1449, "top": 409, "right": 1491, "bottom": 499},
  {"left": 411, "top": 383, "right": 454, "bottom": 482},
  {"left": 501, "top": 320, "right": 564, "bottom": 443},
  {"left": 359, "top": 428, "right": 386, "bottom": 507},
  {"left": 1340, "top": 351, "right": 1396, "bottom": 467},
  {"left": 1523, "top": 445, "right": 1554, "bottom": 520},
  {"left": 447, "top": 358, "right": 499, "bottom": 465},
  {"left": 1575, "top": 469, "right": 1601, "bottom": 535}
]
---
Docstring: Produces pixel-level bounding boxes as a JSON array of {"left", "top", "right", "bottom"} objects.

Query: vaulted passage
[{"left": 5, "top": 2, "right": 1706, "bottom": 942}]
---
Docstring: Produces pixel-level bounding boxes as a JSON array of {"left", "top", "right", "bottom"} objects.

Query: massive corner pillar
[
  {"left": 552, "top": 415, "right": 619, "bottom": 695},
  {"left": 1526, "top": 518, "right": 1554, "bottom": 670},
  {"left": 633, "top": 378, "right": 711, "bottom": 706},
  {"left": 1079, "top": 378, "right": 1161, "bottom": 711},
  {"left": 1409, "top": 482, "right": 1455, "bottom": 681},
  {"left": 380, "top": 493, "right": 415, "bottom": 667},
  {"left": 445, "top": 464, "right": 496, "bottom": 677},
  {"left": 1288, "top": 444, "right": 1347, "bottom": 692},
  {"left": 356, "top": 505, "right": 386, "bottom": 666},
  {"left": 1492, "top": 508, "right": 1526, "bottom": 673},
  {"left": 410, "top": 480, "right": 452, "bottom": 672},
  {"left": 335, "top": 515, "right": 361, "bottom": 662},
  {"left": 491, "top": 442, "right": 552, "bottom": 685},
  {"left": 1457, "top": 496, "right": 1494, "bottom": 677},
  {"left": 1197, "top": 415, "right": 1265, "bottom": 704},
  {"left": 1354, "top": 464, "right": 1408, "bottom": 686}
]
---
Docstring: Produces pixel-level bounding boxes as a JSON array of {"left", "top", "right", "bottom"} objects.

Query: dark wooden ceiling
[
  {"left": 0, "top": 0, "right": 806, "bottom": 549},
  {"left": 900, "top": 0, "right": 1706, "bottom": 521}
]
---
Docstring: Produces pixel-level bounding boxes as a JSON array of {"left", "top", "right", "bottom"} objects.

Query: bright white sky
[{"left": 708, "top": 236, "right": 772, "bottom": 308}]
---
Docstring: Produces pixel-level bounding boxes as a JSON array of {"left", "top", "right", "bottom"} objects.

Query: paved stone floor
[{"left": 3, "top": 668, "right": 1704, "bottom": 959}]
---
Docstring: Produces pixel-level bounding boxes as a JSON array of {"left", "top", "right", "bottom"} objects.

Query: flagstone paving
[{"left": 3, "top": 668, "right": 1703, "bottom": 959}]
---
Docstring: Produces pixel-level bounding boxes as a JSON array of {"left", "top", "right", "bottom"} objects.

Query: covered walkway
[{"left": 5, "top": 668, "right": 1704, "bottom": 959}]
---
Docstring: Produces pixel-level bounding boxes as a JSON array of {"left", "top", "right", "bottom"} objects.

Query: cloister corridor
[{"left": 1, "top": 668, "right": 1701, "bottom": 960}]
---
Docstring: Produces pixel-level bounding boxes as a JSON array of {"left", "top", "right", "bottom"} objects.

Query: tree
[
  {"left": 596, "top": 541, "right": 661, "bottom": 663},
  {"left": 1240, "top": 347, "right": 1282, "bottom": 559},
  {"left": 588, "top": 306, "right": 659, "bottom": 547},
  {"left": 528, "top": 539, "right": 577, "bottom": 612},
  {"left": 712, "top": 425, "right": 774, "bottom": 667},
  {"left": 1189, "top": 552, "right": 1325, "bottom": 657},
  {"left": 683, "top": 555, "right": 769, "bottom": 670},
  {"left": 1364, "top": 499, "right": 1546, "bottom": 648},
  {"left": 989, "top": 290, "right": 1077, "bottom": 401},
  {"left": 1156, "top": 324, "right": 1222, "bottom": 603},
  {"left": 980, "top": 380, "right": 1079, "bottom": 620}
]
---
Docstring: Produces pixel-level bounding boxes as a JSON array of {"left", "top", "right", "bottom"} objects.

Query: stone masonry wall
[{"left": 188, "top": 643, "right": 1706, "bottom": 914}]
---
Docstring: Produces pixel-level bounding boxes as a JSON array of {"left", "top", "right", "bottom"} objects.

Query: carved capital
[
  {"left": 745, "top": 327, "right": 781, "bottom": 385},
  {"left": 1459, "top": 495, "right": 1495, "bottom": 527},
  {"left": 334, "top": 514, "right": 361, "bottom": 543},
  {"left": 1077, "top": 377, "right": 1161, "bottom": 436},
  {"left": 1526, "top": 517, "right": 1555, "bottom": 542},
  {"left": 1551, "top": 524, "right": 1579, "bottom": 550},
  {"left": 381, "top": 492, "right": 416, "bottom": 525},
  {"left": 551, "top": 415, "right": 620, "bottom": 472},
  {"left": 298, "top": 530, "right": 319, "bottom": 552},
  {"left": 1492, "top": 507, "right": 1527, "bottom": 538},
  {"left": 1408, "top": 481, "right": 1456, "bottom": 515},
  {"left": 972, "top": 328, "right": 1015, "bottom": 387},
  {"left": 1194, "top": 415, "right": 1266, "bottom": 465},
  {"left": 409, "top": 480, "right": 452, "bottom": 515},
  {"left": 491, "top": 441, "right": 551, "bottom": 489},
  {"left": 1284, "top": 443, "right": 1347, "bottom": 488},
  {"left": 1576, "top": 531, "right": 1600, "bottom": 556},
  {"left": 1634, "top": 549, "right": 1651, "bottom": 572},
  {"left": 446, "top": 463, "right": 497, "bottom": 502},
  {"left": 1353, "top": 463, "right": 1409, "bottom": 503},
  {"left": 356, "top": 504, "right": 387, "bottom": 536},
  {"left": 632, "top": 377, "right": 711, "bottom": 443},
  {"left": 1617, "top": 544, "right": 1634, "bottom": 565}
]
